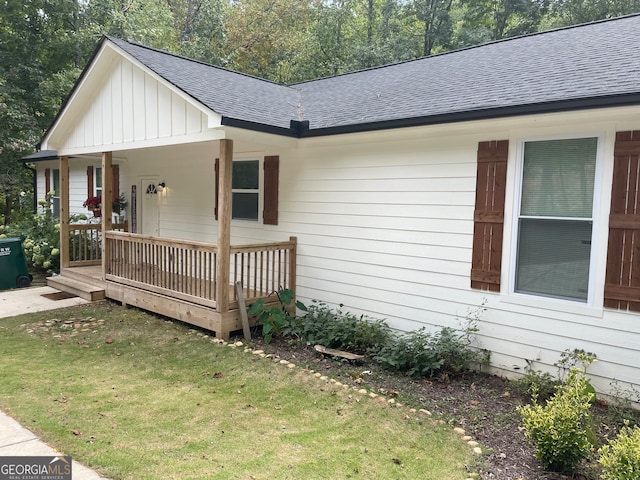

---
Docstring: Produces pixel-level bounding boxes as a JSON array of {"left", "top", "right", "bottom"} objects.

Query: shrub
[
  {"left": 517, "top": 368, "right": 596, "bottom": 473},
  {"left": 374, "top": 321, "right": 487, "bottom": 378},
  {"left": 5, "top": 192, "right": 60, "bottom": 274},
  {"left": 598, "top": 422, "right": 640, "bottom": 480},
  {"left": 374, "top": 327, "right": 443, "bottom": 376},
  {"left": 286, "top": 301, "right": 393, "bottom": 355}
]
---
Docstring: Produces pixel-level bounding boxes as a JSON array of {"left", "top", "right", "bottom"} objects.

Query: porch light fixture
[{"left": 158, "top": 182, "right": 166, "bottom": 189}]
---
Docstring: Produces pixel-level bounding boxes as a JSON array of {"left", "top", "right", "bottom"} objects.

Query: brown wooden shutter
[
  {"left": 471, "top": 140, "right": 508, "bottom": 292},
  {"left": 604, "top": 131, "right": 640, "bottom": 311},
  {"left": 112, "top": 164, "right": 120, "bottom": 201},
  {"left": 263, "top": 155, "right": 279, "bottom": 225},
  {"left": 87, "top": 166, "right": 94, "bottom": 198},
  {"left": 44, "top": 168, "right": 51, "bottom": 194},
  {"left": 214, "top": 158, "right": 220, "bottom": 220}
]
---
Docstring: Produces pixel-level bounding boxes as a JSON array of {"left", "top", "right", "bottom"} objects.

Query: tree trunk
[{"left": 3, "top": 191, "right": 12, "bottom": 226}]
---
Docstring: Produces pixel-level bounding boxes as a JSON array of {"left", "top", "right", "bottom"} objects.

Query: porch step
[{"left": 47, "top": 275, "right": 105, "bottom": 302}]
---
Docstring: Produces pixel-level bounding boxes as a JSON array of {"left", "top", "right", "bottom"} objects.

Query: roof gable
[{"left": 43, "top": 42, "right": 222, "bottom": 154}]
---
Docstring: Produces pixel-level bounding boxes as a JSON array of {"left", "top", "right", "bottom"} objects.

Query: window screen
[
  {"left": 232, "top": 160, "right": 259, "bottom": 220},
  {"left": 515, "top": 138, "right": 597, "bottom": 302}
]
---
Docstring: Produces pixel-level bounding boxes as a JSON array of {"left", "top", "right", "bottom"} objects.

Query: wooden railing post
[
  {"left": 59, "top": 156, "right": 70, "bottom": 269},
  {"left": 101, "top": 152, "right": 113, "bottom": 280},
  {"left": 216, "top": 140, "right": 233, "bottom": 312},
  {"left": 289, "top": 236, "right": 297, "bottom": 295}
]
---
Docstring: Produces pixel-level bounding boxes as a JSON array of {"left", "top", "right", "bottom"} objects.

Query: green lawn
[{"left": 0, "top": 302, "right": 477, "bottom": 479}]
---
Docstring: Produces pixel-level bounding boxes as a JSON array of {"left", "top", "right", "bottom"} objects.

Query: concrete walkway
[
  {"left": 0, "top": 286, "right": 106, "bottom": 479},
  {"left": 0, "top": 285, "right": 89, "bottom": 319}
]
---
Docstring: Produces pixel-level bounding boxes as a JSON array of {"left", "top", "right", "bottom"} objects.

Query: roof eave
[
  {"left": 220, "top": 117, "right": 300, "bottom": 138},
  {"left": 298, "top": 93, "right": 640, "bottom": 138}
]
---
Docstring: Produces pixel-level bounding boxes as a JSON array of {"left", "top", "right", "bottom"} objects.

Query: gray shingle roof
[
  {"left": 109, "top": 37, "right": 301, "bottom": 131},
  {"left": 110, "top": 14, "right": 640, "bottom": 136}
]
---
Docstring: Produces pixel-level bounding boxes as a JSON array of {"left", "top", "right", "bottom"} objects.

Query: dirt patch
[{"left": 248, "top": 336, "right": 632, "bottom": 480}]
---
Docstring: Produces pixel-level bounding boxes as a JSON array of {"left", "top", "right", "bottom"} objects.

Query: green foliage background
[{"left": 2, "top": 0, "right": 640, "bottom": 225}]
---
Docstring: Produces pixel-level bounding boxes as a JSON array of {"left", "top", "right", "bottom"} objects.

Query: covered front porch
[{"left": 51, "top": 140, "right": 297, "bottom": 339}]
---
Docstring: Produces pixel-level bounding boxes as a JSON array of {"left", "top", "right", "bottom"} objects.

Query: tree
[
  {"left": 0, "top": 0, "right": 87, "bottom": 224},
  {"left": 406, "top": 0, "right": 454, "bottom": 57},
  {"left": 544, "top": 0, "right": 640, "bottom": 28},
  {"left": 454, "top": 0, "right": 548, "bottom": 48},
  {"left": 222, "top": 0, "right": 315, "bottom": 83}
]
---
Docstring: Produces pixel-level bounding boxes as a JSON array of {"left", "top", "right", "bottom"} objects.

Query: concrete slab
[
  {"left": 0, "top": 286, "right": 89, "bottom": 319},
  {"left": 0, "top": 411, "right": 106, "bottom": 479}
]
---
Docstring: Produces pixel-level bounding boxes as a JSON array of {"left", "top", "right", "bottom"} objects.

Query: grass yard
[{"left": 0, "top": 301, "right": 477, "bottom": 479}]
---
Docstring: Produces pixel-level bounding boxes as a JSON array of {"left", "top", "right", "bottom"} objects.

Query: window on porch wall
[
  {"left": 95, "top": 167, "right": 102, "bottom": 198},
  {"left": 515, "top": 137, "right": 597, "bottom": 302},
  {"left": 52, "top": 169, "right": 60, "bottom": 218},
  {"left": 215, "top": 155, "right": 279, "bottom": 225},
  {"left": 232, "top": 160, "right": 259, "bottom": 220}
]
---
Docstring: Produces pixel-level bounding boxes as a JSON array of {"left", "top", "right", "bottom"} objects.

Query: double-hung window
[
  {"left": 514, "top": 137, "right": 598, "bottom": 302},
  {"left": 232, "top": 160, "right": 260, "bottom": 221}
]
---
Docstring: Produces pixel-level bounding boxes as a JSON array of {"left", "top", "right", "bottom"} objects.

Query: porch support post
[
  {"left": 101, "top": 152, "right": 113, "bottom": 280},
  {"left": 216, "top": 139, "right": 233, "bottom": 314},
  {"left": 59, "top": 156, "right": 70, "bottom": 269}
]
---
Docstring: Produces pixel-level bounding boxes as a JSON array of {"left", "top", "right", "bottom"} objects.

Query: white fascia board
[{"left": 53, "top": 127, "right": 227, "bottom": 157}]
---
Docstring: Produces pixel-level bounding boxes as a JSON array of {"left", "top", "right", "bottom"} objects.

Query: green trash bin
[{"left": 0, "top": 237, "right": 33, "bottom": 290}]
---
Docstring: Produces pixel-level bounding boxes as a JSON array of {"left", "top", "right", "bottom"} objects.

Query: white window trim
[
  {"left": 231, "top": 155, "right": 263, "bottom": 223},
  {"left": 508, "top": 132, "right": 605, "bottom": 307}
]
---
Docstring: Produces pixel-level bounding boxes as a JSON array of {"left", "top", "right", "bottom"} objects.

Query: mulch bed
[{"left": 248, "top": 336, "right": 627, "bottom": 480}]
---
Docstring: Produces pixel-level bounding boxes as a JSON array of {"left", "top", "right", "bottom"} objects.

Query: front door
[{"left": 139, "top": 177, "right": 160, "bottom": 236}]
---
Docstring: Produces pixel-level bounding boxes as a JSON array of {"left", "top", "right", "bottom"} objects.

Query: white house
[{"left": 26, "top": 14, "right": 640, "bottom": 399}]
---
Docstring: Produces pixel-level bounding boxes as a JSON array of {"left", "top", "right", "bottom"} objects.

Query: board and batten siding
[{"left": 45, "top": 46, "right": 220, "bottom": 155}]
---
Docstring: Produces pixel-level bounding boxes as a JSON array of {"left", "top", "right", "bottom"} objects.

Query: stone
[{"left": 453, "top": 427, "right": 465, "bottom": 435}]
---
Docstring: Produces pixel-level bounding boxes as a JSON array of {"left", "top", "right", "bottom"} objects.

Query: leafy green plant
[
  {"left": 511, "top": 360, "right": 561, "bottom": 401},
  {"left": 598, "top": 421, "right": 640, "bottom": 480},
  {"left": 4, "top": 192, "right": 61, "bottom": 274},
  {"left": 556, "top": 348, "right": 598, "bottom": 378},
  {"left": 247, "top": 288, "right": 306, "bottom": 343},
  {"left": 374, "top": 327, "right": 443, "bottom": 377},
  {"left": 374, "top": 320, "right": 488, "bottom": 378},
  {"left": 517, "top": 368, "right": 596, "bottom": 473},
  {"left": 288, "top": 301, "right": 392, "bottom": 355}
]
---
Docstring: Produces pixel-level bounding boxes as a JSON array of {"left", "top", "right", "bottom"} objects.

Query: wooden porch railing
[
  {"left": 104, "top": 231, "right": 296, "bottom": 311},
  {"left": 230, "top": 238, "right": 297, "bottom": 306},
  {"left": 69, "top": 221, "right": 128, "bottom": 267}
]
